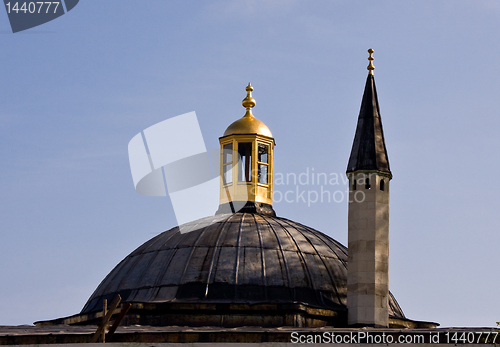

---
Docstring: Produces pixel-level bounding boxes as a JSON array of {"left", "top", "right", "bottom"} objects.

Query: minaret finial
[
  {"left": 242, "top": 82, "right": 256, "bottom": 116},
  {"left": 367, "top": 48, "right": 375, "bottom": 75}
]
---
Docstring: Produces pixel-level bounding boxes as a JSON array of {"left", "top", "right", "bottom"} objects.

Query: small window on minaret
[
  {"left": 222, "top": 143, "right": 233, "bottom": 184},
  {"left": 365, "top": 177, "right": 371, "bottom": 189},
  {"left": 238, "top": 142, "right": 252, "bottom": 182},
  {"left": 353, "top": 179, "right": 357, "bottom": 191},
  {"left": 380, "top": 179, "right": 385, "bottom": 191}
]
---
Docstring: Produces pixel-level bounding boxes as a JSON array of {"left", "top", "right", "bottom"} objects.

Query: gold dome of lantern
[{"left": 223, "top": 83, "right": 273, "bottom": 138}]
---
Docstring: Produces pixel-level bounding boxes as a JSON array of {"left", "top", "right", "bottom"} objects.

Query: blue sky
[{"left": 1, "top": 1, "right": 499, "bottom": 327}]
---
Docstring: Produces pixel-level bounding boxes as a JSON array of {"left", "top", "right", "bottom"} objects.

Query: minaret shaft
[{"left": 347, "top": 172, "right": 390, "bottom": 327}]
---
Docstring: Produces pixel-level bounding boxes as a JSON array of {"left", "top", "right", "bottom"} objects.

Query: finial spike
[
  {"left": 242, "top": 82, "right": 256, "bottom": 115},
  {"left": 367, "top": 48, "right": 375, "bottom": 75}
]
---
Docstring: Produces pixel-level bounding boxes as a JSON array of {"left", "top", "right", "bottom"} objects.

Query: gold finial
[
  {"left": 367, "top": 48, "right": 375, "bottom": 75},
  {"left": 242, "top": 82, "right": 256, "bottom": 115}
]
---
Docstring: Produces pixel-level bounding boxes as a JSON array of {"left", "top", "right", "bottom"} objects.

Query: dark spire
[{"left": 346, "top": 50, "right": 391, "bottom": 176}]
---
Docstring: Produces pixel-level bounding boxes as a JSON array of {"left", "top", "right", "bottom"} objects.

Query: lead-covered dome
[{"left": 81, "top": 213, "right": 405, "bottom": 327}]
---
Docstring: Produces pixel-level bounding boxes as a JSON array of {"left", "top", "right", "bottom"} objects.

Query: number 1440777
[{"left": 5, "top": 2, "right": 60, "bottom": 14}]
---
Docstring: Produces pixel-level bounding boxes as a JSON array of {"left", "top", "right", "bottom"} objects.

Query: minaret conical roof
[{"left": 346, "top": 50, "right": 391, "bottom": 176}]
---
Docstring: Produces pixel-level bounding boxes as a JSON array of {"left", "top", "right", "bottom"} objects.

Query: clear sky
[{"left": 1, "top": 0, "right": 499, "bottom": 327}]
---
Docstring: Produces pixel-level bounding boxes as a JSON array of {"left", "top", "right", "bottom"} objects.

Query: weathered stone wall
[{"left": 347, "top": 172, "right": 390, "bottom": 327}]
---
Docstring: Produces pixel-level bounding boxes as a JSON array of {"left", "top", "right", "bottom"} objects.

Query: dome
[
  {"left": 81, "top": 213, "right": 405, "bottom": 327},
  {"left": 223, "top": 115, "right": 273, "bottom": 138},
  {"left": 222, "top": 82, "right": 273, "bottom": 138}
]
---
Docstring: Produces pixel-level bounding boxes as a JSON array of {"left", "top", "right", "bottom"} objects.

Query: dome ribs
[
  {"left": 204, "top": 213, "right": 233, "bottom": 298},
  {"left": 233, "top": 213, "right": 244, "bottom": 297},
  {"left": 299, "top": 225, "right": 348, "bottom": 305},
  {"left": 93, "top": 229, "right": 176, "bottom": 303},
  {"left": 138, "top": 227, "right": 177, "bottom": 255},
  {"left": 270, "top": 216, "right": 323, "bottom": 307},
  {"left": 140, "top": 249, "right": 170, "bottom": 289},
  {"left": 121, "top": 252, "right": 157, "bottom": 291},
  {"left": 301, "top": 223, "right": 348, "bottom": 264},
  {"left": 260, "top": 214, "right": 294, "bottom": 301},
  {"left": 153, "top": 229, "right": 192, "bottom": 288},
  {"left": 128, "top": 230, "right": 168, "bottom": 256},
  {"left": 151, "top": 249, "right": 176, "bottom": 288},
  {"left": 103, "top": 250, "right": 145, "bottom": 296},
  {"left": 279, "top": 218, "right": 343, "bottom": 308},
  {"left": 252, "top": 214, "right": 268, "bottom": 301},
  {"left": 253, "top": 214, "right": 289, "bottom": 297},
  {"left": 177, "top": 221, "right": 213, "bottom": 286}
]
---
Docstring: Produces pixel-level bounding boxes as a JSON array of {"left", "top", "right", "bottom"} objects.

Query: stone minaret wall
[{"left": 347, "top": 172, "right": 390, "bottom": 327}]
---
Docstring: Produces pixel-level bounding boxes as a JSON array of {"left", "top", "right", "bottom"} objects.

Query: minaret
[
  {"left": 346, "top": 49, "right": 392, "bottom": 328},
  {"left": 216, "top": 83, "right": 276, "bottom": 216}
]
